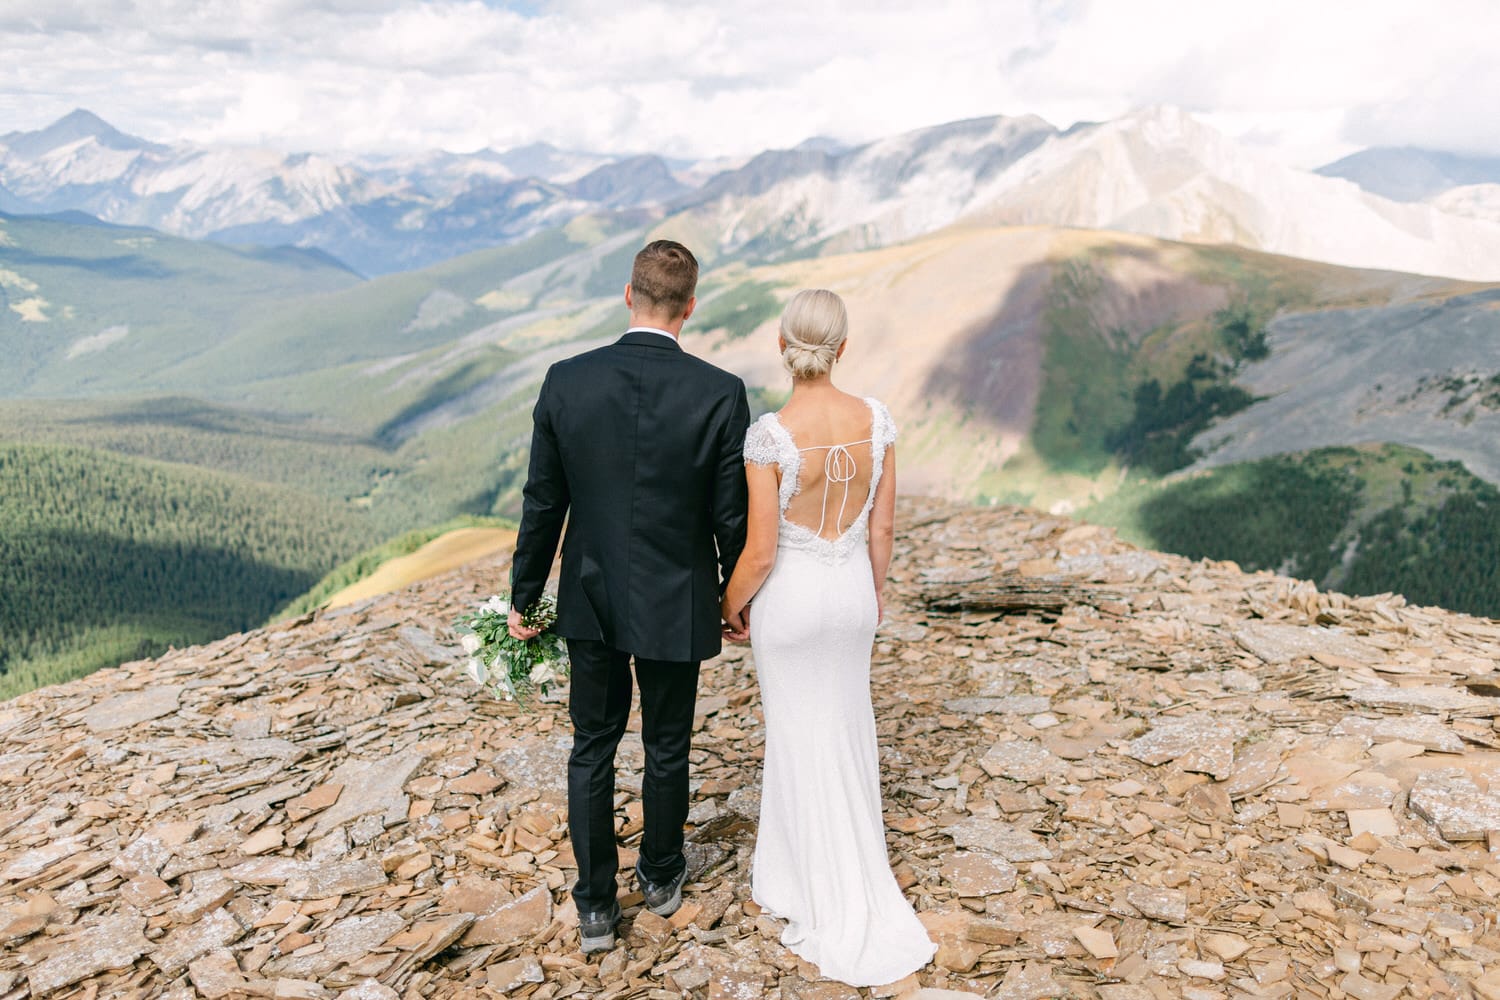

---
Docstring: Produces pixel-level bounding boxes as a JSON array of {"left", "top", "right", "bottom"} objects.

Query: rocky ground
[{"left": 3, "top": 498, "right": 1500, "bottom": 1000}]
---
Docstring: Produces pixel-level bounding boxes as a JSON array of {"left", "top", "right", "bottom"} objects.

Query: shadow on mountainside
[{"left": 923, "top": 241, "right": 1248, "bottom": 475}]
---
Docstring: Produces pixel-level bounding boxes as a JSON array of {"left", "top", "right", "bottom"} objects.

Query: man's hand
[{"left": 508, "top": 607, "right": 541, "bottom": 641}]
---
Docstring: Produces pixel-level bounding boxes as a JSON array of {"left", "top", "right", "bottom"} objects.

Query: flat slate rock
[
  {"left": 1233, "top": 623, "right": 1382, "bottom": 665},
  {"left": 312, "top": 754, "right": 425, "bottom": 835},
  {"left": 940, "top": 851, "right": 1018, "bottom": 896},
  {"left": 460, "top": 885, "right": 551, "bottom": 946},
  {"left": 83, "top": 685, "right": 184, "bottom": 732},
  {"left": 266, "top": 912, "right": 407, "bottom": 978},
  {"left": 27, "top": 912, "right": 151, "bottom": 996},
  {"left": 1408, "top": 769, "right": 1500, "bottom": 841},
  {"left": 943, "top": 696, "right": 1052, "bottom": 716},
  {"left": 978, "top": 740, "right": 1066, "bottom": 782},
  {"left": 1331, "top": 715, "right": 1465, "bottom": 752},
  {"left": 150, "top": 907, "right": 245, "bottom": 976},
  {"left": 1124, "top": 885, "right": 1188, "bottom": 923},
  {"left": 1348, "top": 686, "right": 1497, "bottom": 714},
  {"left": 493, "top": 734, "right": 571, "bottom": 796},
  {"left": 1, "top": 835, "right": 87, "bottom": 881},
  {"left": 1122, "top": 715, "right": 1237, "bottom": 780},
  {"left": 943, "top": 817, "right": 1053, "bottom": 862}
]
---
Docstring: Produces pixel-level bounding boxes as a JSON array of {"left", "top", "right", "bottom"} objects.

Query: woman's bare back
[{"left": 774, "top": 390, "right": 880, "bottom": 541}]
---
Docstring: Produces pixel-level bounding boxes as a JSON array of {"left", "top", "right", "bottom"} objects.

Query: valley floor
[{"left": 2, "top": 499, "right": 1499, "bottom": 999}]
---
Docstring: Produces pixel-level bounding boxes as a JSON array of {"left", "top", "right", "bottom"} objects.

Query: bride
[{"left": 719, "top": 289, "right": 936, "bottom": 986}]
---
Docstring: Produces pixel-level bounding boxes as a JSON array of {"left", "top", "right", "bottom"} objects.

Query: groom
[{"left": 507, "top": 239, "right": 751, "bottom": 953}]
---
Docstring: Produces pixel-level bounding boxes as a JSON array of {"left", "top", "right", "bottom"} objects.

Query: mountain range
[
  {"left": 7, "top": 108, "right": 1500, "bottom": 281},
  {"left": 0, "top": 110, "right": 689, "bottom": 275},
  {"left": 6, "top": 104, "right": 1500, "bottom": 695},
  {"left": 1316, "top": 146, "right": 1500, "bottom": 230}
]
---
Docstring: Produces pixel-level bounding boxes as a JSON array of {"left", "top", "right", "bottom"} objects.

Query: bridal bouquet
[{"left": 454, "top": 593, "right": 569, "bottom": 704}]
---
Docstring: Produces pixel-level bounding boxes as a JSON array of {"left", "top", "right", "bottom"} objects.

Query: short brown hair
[{"left": 630, "top": 240, "right": 698, "bottom": 316}]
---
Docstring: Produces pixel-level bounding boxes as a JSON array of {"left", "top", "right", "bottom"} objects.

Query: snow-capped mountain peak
[{"left": 7, "top": 107, "right": 1500, "bottom": 282}]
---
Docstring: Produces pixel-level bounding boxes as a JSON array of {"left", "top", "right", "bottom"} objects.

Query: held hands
[
  {"left": 508, "top": 608, "right": 542, "bottom": 641},
  {"left": 721, "top": 600, "right": 750, "bottom": 643}
]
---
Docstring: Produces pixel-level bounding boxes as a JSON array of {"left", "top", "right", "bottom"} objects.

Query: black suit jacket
[{"left": 510, "top": 331, "right": 751, "bottom": 662}]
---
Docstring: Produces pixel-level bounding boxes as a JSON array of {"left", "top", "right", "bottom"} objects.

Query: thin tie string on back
[{"left": 799, "top": 439, "right": 871, "bottom": 539}]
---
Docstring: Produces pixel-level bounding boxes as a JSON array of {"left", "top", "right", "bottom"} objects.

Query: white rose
[
  {"left": 529, "top": 662, "right": 554, "bottom": 685},
  {"left": 465, "top": 657, "right": 487, "bottom": 685},
  {"left": 460, "top": 634, "right": 482, "bottom": 654}
]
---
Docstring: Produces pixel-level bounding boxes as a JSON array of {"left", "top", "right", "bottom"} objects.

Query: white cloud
[{"left": 0, "top": 0, "right": 1497, "bottom": 164}]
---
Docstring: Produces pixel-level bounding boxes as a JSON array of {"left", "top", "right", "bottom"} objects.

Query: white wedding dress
[{"left": 741, "top": 397, "right": 936, "bottom": 986}]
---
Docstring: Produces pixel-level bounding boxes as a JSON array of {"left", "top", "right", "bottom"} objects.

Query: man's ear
[
  {"left": 624, "top": 283, "right": 634, "bottom": 310},
  {"left": 681, "top": 295, "right": 696, "bottom": 323}
]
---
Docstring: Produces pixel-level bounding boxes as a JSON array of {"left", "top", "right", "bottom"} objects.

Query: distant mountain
[
  {"left": 356, "top": 142, "right": 621, "bottom": 198},
  {"left": 568, "top": 155, "right": 686, "bottom": 207},
  {"left": 489, "top": 142, "right": 618, "bottom": 183},
  {"left": 1316, "top": 146, "right": 1500, "bottom": 202},
  {"left": 0, "top": 108, "right": 164, "bottom": 159},
  {"left": 206, "top": 177, "right": 598, "bottom": 278},
  {"left": 675, "top": 114, "right": 1059, "bottom": 259},
  {"left": 669, "top": 106, "right": 1500, "bottom": 281},
  {"left": 0, "top": 111, "right": 382, "bottom": 242},
  {"left": 1429, "top": 183, "right": 1500, "bottom": 225},
  {"left": 0, "top": 111, "right": 689, "bottom": 275},
  {"left": 791, "top": 136, "right": 851, "bottom": 155}
]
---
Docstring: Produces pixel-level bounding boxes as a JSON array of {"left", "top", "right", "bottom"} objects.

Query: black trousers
[{"left": 565, "top": 637, "right": 700, "bottom": 912}]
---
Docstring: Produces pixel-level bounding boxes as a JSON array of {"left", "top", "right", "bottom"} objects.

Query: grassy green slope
[
  {"left": 157, "top": 217, "right": 642, "bottom": 391},
  {"left": 0, "top": 443, "right": 376, "bottom": 697},
  {"left": 1027, "top": 245, "right": 1312, "bottom": 477},
  {"left": 1085, "top": 444, "right": 1500, "bottom": 617},
  {"left": 0, "top": 211, "right": 359, "bottom": 396},
  {"left": 271, "top": 514, "right": 514, "bottom": 621}
]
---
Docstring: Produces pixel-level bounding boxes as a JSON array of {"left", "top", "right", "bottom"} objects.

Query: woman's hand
[{"left": 721, "top": 600, "right": 750, "bottom": 642}]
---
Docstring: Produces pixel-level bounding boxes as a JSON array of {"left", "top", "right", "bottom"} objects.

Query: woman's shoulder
[{"left": 743, "top": 412, "right": 787, "bottom": 465}]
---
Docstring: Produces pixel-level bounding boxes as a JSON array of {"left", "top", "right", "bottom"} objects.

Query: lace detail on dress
[
  {"left": 743, "top": 397, "right": 896, "bottom": 565},
  {"left": 865, "top": 397, "right": 896, "bottom": 507},
  {"left": 743, "top": 416, "right": 782, "bottom": 468},
  {"left": 743, "top": 413, "right": 802, "bottom": 512}
]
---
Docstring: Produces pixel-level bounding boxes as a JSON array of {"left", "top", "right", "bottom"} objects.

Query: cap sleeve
[
  {"left": 870, "top": 398, "right": 898, "bottom": 451},
  {"left": 743, "top": 415, "right": 781, "bottom": 467}
]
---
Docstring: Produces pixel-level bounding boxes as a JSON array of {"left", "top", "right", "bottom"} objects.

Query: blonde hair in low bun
[{"left": 779, "top": 289, "right": 848, "bottom": 379}]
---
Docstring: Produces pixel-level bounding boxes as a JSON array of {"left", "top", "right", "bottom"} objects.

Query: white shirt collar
[{"left": 625, "top": 326, "right": 678, "bottom": 341}]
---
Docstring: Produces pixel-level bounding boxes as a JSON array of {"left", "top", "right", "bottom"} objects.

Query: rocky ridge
[{"left": 3, "top": 498, "right": 1500, "bottom": 1000}]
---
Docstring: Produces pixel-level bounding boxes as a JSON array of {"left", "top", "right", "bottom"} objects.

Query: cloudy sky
[{"left": 2, "top": 0, "right": 1497, "bottom": 166}]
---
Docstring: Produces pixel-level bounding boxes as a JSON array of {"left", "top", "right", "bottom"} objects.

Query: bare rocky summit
[{"left": 3, "top": 498, "right": 1500, "bottom": 1000}]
